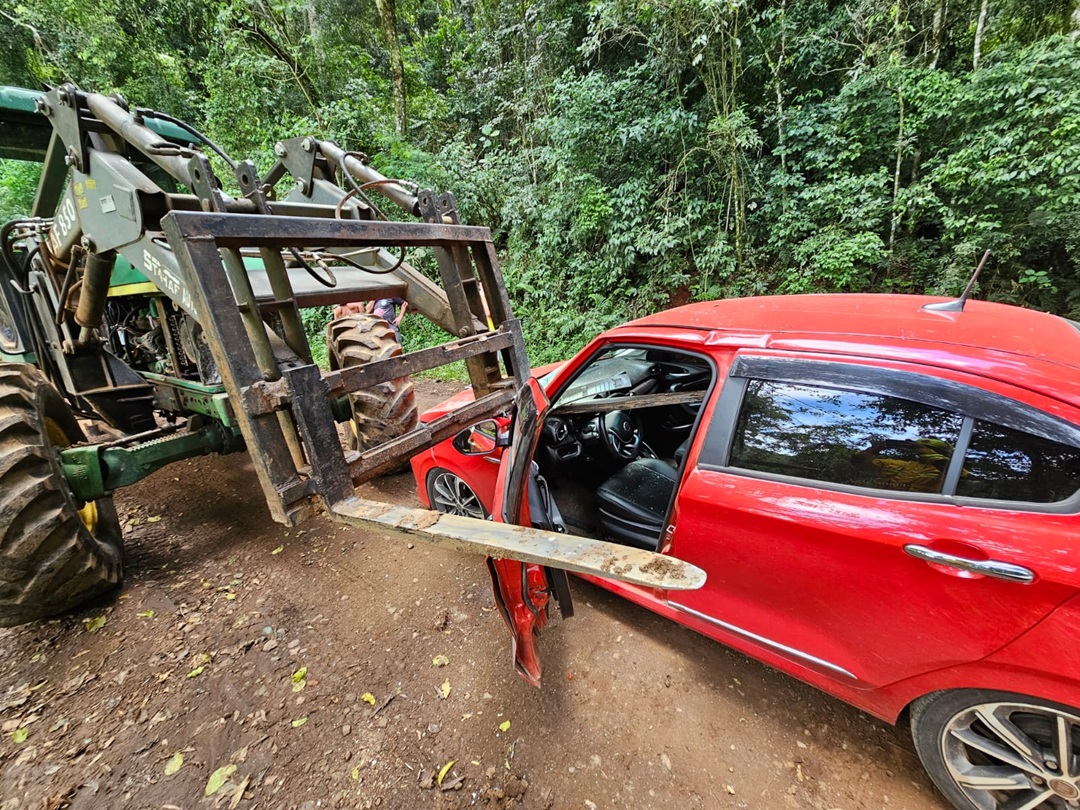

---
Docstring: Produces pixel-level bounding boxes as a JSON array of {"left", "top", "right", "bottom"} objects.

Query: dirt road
[{"left": 0, "top": 381, "right": 950, "bottom": 810}]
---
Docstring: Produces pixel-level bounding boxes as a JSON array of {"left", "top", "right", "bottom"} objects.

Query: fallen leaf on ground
[
  {"left": 137, "top": 610, "right": 155, "bottom": 618},
  {"left": 270, "top": 545, "right": 284, "bottom": 555},
  {"left": 205, "top": 764, "right": 237, "bottom": 796},
  {"left": 440, "top": 774, "right": 465, "bottom": 791},
  {"left": 437, "top": 760, "right": 456, "bottom": 786},
  {"left": 11, "top": 728, "right": 27, "bottom": 743},
  {"left": 360, "top": 692, "right": 375, "bottom": 705},
  {"left": 432, "top": 654, "right": 449, "bottom": 667},
  {"left": 186, "top": 665, "right": 205, "bottom": 678},
  {"left": 84, "top": 616, "right": 107, "bottom": 633},
  {"left": 163, "top": 752, "right": 184, "bottom": 776},
  {"left": 291, "top": 667, "right": 307, "bottom": 683},
  {"left": 291, "top": 717, "right": 307, "bottom": 728},
  {"left": 229, "top": 774, "right": 250, "bottom": 809},
  {"left": 147, "top": 515, "right": 162, "bottom": 523},
  {"left": 498, "top": 720, "right": 511, "bottom": 733},
  {"left": 224, "top": 593, "right": 236, "bottom": 601},
  {"left": 439, "top": 679, "right": 451, "bottom": 699}
]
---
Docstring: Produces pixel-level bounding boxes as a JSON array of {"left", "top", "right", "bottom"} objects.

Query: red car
[{"left": 411, "top": 293, "right": 1080, "bottom": 810}]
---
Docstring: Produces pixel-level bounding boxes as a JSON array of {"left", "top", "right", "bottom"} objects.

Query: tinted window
[
  {"left": 730, "top": 380, "right": 963, "bottom": 494},
  {"left": 957, "top": 422, "right": 1080, "bottom": 503}
]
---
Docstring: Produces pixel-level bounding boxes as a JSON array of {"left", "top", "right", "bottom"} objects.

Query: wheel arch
[{"left": 888, "top": 664, "right": 1080, "bottom": 726}]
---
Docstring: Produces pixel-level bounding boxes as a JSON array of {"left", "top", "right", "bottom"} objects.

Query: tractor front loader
[{"left": 0, "top": 84, "right": 701, "bottom": 639}]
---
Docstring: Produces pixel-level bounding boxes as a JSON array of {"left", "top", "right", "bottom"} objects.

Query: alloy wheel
[
  {"left": 429, "top": 471, "right": 487, "bottom": 519},
  {"left": 941, "top": 700, "right": 1080, "bottom": 809}
]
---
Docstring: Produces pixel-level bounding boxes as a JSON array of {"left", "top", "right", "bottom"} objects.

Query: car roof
[
  {"left": 623, "top": 294, "right": 1080, "bottom": 409},
  {"left": 630, "top": 294, "right": 1080, "bottom": 365}
]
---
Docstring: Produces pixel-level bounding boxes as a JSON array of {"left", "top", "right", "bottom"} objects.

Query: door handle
[{"left": 903, "top": 544, "right": 1035, "bottom": 584}]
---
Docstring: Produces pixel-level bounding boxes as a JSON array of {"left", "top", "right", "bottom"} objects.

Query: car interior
[{"left": 532, "top": 346, "right": 715, "bottom": 550}]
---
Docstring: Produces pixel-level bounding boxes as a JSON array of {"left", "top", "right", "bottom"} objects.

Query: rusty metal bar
[
  {"left": 284, "top": 364, "right": 355, "bottom": 505},
  {"left": 164, "top": 211, "right": 491, "bottom": 249},
  {"left": 346, "top": 389, "right": 515, "bottom": 484},
  {"left": 472, "top": 243, "right": 529, "bottom": 387},
  {"left": 161, "top": 220, "right": 314, "bottom": 525},
  {"left": 324, "top": 331, "right": 516, "bottom": 397},
  {"left": 552, "top": 390, "right": 706, "bottom": 415},
  {"left": 329, "top": 497, "right": 707, "bottom": 592}
]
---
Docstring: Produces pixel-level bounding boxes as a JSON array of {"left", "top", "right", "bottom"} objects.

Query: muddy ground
[{"left": 0, "top": 380, "right": 950, "bottom": 810}]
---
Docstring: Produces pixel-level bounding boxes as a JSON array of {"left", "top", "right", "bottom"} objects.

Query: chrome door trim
[{"left": 667, "top": 601, "right": 858, "bottom": 681}]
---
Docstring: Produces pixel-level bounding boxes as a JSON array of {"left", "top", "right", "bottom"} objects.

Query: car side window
[
  {"left": 956, "top": 421, "right": 1080, "bottom": 503},
  {"left": 729, "top": 379, "right": 964, "bottom": 494}
]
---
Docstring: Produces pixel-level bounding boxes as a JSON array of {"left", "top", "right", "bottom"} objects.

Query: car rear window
[
  {"left": 956, "top": 421, "right": 1080, "bottom": 503},
  {"left": 729, "top": 380, "right": 964, "bottom": 494}
]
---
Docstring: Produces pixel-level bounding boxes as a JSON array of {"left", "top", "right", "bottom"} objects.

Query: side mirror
[{"left": 452, "top": 419, "right": 507, "bottom": 455}]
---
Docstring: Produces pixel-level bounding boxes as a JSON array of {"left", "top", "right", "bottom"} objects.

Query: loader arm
[{"left": 0, "top": 82, "right": 705, "bottom": 598}]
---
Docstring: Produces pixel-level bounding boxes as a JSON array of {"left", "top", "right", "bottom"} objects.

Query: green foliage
[
  {"left": 1, "top": 0, "right": 1077, "bottom": 358},
  {"left": 301, "top": 305, "right": 332, "bottom": 369},
  {"left": 0, "top": 160, "right": 40, "bottom": 222},
  {"left": 784, "top": 230, "right": 885, "bottom": 294}
]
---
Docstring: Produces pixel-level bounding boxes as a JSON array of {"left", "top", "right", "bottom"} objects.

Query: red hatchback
[{"left": 410, "top": 294, "right": 1080, "bottom": 810}]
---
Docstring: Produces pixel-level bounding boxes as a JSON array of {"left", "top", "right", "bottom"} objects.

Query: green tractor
[{"left": 0, "top": 85, "right": 699, "bottom": 664}]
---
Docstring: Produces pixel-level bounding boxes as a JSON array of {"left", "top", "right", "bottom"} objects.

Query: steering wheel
[{"left": 599, "top": 410, "right": 642, "bottom": 462}]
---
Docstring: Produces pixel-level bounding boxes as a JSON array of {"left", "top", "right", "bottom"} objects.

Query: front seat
[{"left": 594, "top": 458, "right": 678, "bottom": 550}]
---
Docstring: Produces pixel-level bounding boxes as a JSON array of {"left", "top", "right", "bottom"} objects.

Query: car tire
[
  {"left": 911, "top": 688, "right": 1080, "bottom": 810},
  {"left": 427, "top": 468, "right": 488, "bottom": 520},
  {"left": 326, "top": 314, "right": 418, "bottom": 467},
  {"left": 0, "top": 363, "right": 124, "bottom": 627}
]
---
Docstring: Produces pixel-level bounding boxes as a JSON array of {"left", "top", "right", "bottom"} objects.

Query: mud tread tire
[
  {"left": 326, "top": 315, "right": 418, "bottom": 460},
  {"left": 0, "top": 363, "right": 123, "bottom": 627}
]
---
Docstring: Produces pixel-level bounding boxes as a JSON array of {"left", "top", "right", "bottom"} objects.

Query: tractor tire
[
  {"left": 0, "top": 363, "right": 124, "bottom": 627},
  {"left": 326, "top": 315, "right": 418, "bottom": 463}
]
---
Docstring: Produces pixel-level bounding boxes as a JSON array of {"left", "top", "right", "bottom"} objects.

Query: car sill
[{"left": 667, "top": 601, "right": 859, "bottom": 681}]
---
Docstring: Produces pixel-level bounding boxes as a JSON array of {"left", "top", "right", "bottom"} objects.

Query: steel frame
[{"left": 161, "top": 210, "right": 529, "bottom": 524}]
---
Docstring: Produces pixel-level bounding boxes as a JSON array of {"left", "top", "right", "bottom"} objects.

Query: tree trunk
[
  {"left": 772, "top": 0, "right": 789, "bottom": 181},
  {"left": 973, "top": 0, "right": 990, "bottom": 70},
  {"left": 929, "top": 0, "right": 947, "bottom": 69},
  {"left": 889, "top": 82, "right": 905, "bottom": 251},
  {"left": 374, "top": 0, "right": 407, "bottom": 136}
]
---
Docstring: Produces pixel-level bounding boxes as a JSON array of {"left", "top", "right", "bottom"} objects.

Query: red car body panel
[{"left": 411, "top": 294, "right": 1080, "bottom": 722}]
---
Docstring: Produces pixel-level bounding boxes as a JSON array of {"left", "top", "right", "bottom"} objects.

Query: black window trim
[{"left": 698, "top": 356, "right": 1080, "bottom": 514}]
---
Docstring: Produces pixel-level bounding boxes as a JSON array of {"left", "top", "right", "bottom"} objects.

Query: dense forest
[{"left": 1, "top": 0, "right": 1078, "bottom": 361}]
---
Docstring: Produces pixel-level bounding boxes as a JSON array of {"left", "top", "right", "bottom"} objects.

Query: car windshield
[{"left": 555, "top": 348, "right": 650, "bottom": 404}]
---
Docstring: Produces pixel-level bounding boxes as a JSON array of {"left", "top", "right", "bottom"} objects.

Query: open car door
[
  {"left": 488, "top": 377, "right": 562, "bottom": 686},
  {"left": 329, "top": 378, "right": 705, "bottom": 688},
  {"left": 486, "top": 378, "right": 702, "bottom": 686}
]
